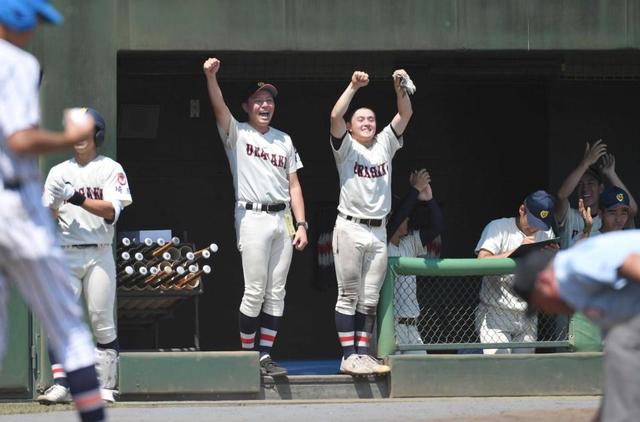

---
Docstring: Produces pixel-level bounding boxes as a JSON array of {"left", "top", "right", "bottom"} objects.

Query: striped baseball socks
[
  {"left": 335, "top": 311, "right": 356, "bottom": 357},
  {"left": 354, "top": 311, "right": 374, "bottom": 356},
  {"left": 239, "top": 311, "right": 259, "bottom": 350},
  {"left": 48, "top": 348, "right": 69, "bottom": 388},
  {"left": 258, "top": 312, "right": 281, "bottom": 359},
  {"left": 66, "top": 365, "right": 105, "bottom": 421}
]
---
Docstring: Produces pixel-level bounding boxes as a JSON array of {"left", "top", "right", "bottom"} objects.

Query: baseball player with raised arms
[
  {"left": 0, "top": 1, "right": 105, "bottom": 420},
  {"left": 40, "top": 108, "right": 132, "bottom": 404},
  {"left": 203, "top": 57, "right": 308, "bottom": 377},
  {"left": 330, "top": 69, "right": 413, "bottom": 375}
]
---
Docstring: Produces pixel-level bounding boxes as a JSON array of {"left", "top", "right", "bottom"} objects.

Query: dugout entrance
[{"left": 117, "top": 50, "right": 559, "bottom": 359}]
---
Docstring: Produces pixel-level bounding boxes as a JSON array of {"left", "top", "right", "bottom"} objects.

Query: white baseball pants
[
  {"left": 333, "top": 215, "right": 388, "bottom": 316},
  {"left": 0, "top": 182, "right": 95, "bottom": 372},
  {"left": 235, "top": 205, "right": 293, "bottom": 317},
  {"left": 63, "top": 246, "right": 117, "bottom": 344}
]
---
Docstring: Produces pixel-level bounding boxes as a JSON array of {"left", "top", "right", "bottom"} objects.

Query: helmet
[{"left": 84, "top": 108, "right": 106, "bottom": 147}]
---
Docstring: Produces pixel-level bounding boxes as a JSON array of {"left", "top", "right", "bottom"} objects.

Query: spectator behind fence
[
  {"left": 474, "top": 191, "right": 557, "bottom": 354},
  {"left": 556, "top": 141, "right": 637, "bottom": 249},
  {"left": 512, "top": 230, "right": 640, "bottom": 422},
  {"left": 387, "top": 169, "right": 444, "bottom": 354}
]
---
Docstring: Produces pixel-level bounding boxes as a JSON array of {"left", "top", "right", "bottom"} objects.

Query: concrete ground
[{"left": 0, "top": 396, "right": 599, "bottom": 421}]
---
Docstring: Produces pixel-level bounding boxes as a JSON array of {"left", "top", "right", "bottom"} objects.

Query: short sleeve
[
  {"left": 378, "top": 124, "right": 403, "bottom": 158},
  {"left": 217, "top": 115, "right": 238, "bottom": 149},
  {"left": 42, "top": 165, "right": 62, "bottom": 208},
  {"left": 330, "top": 131, "right": 353, "bottom": 163},
  {"left": 103, "top": 163, "right": 133, "bottom": 207},
  {"left": 475, "top": 220, "right": 503, "bottom": 256},
  {"left": 288, "top": 143, "right": 303, "bottom": 174}
]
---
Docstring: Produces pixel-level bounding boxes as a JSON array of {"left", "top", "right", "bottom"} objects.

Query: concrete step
[{"left": 260, "top": 375, "right": 389, "bottom": 400}]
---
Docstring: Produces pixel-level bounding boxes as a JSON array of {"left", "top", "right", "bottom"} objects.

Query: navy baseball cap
[
  {"left": 0, "top": 0, "right": 62, "bottom": 31},
  {"left": 243, "top": 81, "right": 278, "bottom": 102},
  {"left": 524, "top": 190, "right": 555, "bottom": 231},
  {"left": 599, "top": 186, "right": 630, "bottom": 210}
]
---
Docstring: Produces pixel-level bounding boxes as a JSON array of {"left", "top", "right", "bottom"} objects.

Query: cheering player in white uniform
[
  {"left": 40, "top": 108, "right": 132, "bottom": 403},
  {"left": 388, "top": 170, "right": 444, "bottom": 350},
  {"left": 0, "top": 1, "right": 105, "bottom": 420},
  {"left": 203, "top": 57, "right": 308, "bottom": 377},
  {"left": 330, "top": 70, "right": 414, "bottom": 375}
]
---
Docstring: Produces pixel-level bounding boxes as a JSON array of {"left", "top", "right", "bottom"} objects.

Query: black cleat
[{"left": 260, "top": 357, "right": 288, "bottom": 377}]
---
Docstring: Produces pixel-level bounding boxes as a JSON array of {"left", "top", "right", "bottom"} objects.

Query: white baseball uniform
[
  {"left": 474, "top": 217, "right": 555, "bottom": 354},
  {"left": 0, "top": 38, "right": 95, "bottom": 374},
  {"left": 331, "top": 125, "right": 402, "bottom": 315},
  {"left": 43, "top": 156, "right": 132, "bottom": 344},
  {"left": 218, "top": 116, "right": 302, "bottom": 317},
  {"left": 389, "top": 232, "right": 441, "bottom": 348},
  {"left": 558, "top": 207, "right": 602, "bottom": 249}
]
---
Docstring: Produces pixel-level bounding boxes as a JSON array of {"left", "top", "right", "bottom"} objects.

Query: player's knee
[
  {"left": 240, "top": 294, "right": 265, "bottom": 317},
  {"left": 335, "top": 294, "right": 358, "bottom": 314},
  {"left": 356, "top": 303, "right": 377, "bottom": 316}
]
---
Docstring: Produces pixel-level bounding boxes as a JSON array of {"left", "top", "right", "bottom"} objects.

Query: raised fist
[
  {"left": 351, "top": 71, "right": 369, "bottom": 88},
  {"left": 203, "top": 57, "right": 221, "bottom": 77}
]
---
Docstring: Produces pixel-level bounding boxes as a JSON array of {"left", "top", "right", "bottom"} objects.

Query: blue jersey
[{"left": 555, "top": 230, "right": 640, "bottom": 330}]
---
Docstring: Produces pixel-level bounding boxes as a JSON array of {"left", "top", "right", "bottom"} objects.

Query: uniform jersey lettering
[
  {"left": 353, "top": 162, "right": 388, "bottom": 179},
  {"left": 78, "top": 187, "right": 103, "bottom": 200},
  {"left": 246, "top": 143, "right": 287, "bottom": 169}
]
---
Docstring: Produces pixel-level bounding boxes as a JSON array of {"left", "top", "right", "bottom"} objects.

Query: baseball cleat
[
  {"left": 359, "top": 354, "right": 390, "bottom": 375},
  {"left": 100, "top": 388, "right": 118, "bottom": 403},
  {"left": 339, "top": 354, "right": 372, "bottom": 376},
  {"left": 37, "top": 384, "right": 71, "bottom": 405},
  {"left": 260, "top": 357, "right": 288, "bottom": 377}
]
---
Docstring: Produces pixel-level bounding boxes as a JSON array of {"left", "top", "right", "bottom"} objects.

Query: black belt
[
  {"left": 4, "top": 180, "right": 21, "bottom": 191},
  {"left": 396, "top": 317, "right": 417, "bottom": 326},
  {"left": 66, "top": 244, "right": 99, "bottom": 249},
  {"left": 341, "top": 213, "right": 384, "bottom": 227},
  {"left": 244, "top": 202, "right": 286, "bottom": 212}
]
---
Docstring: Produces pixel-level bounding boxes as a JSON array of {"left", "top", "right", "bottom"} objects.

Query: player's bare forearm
[
  {"left": 477, "top": 249, "right": 513, "bottom": 259},
  {"left": 7, "top": 129, "right": 82, "bottom": 155},
  {"left": 289, "top": 173, "right": 306, "bottom": 224},
  {"left": 390, "top": 91, "right": 413, "bottom": 136},
  {"left": 205, "top": 76, "right": 231, "bottom": 134},
  {"left": 330, "top": 84, "right": 358, "bottom": 138},
  {"left": 619, "top": 254, "right": 640, "bottom": 282},
  {"left": 80, "top": 199, "right": 115, "bottom": 221}
]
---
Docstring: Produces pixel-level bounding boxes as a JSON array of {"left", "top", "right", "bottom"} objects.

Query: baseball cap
[
  {"left": 243, "top": 81, "right": 278, "bottom": 103},
  {"left": 524, "top": 190, "right": 555, "bottom": 231},
  {"left": 26, "top": 0, "right": 62, "bottom": 24},
  {"left": 512, "top": 249, "right": 557, "bottom": 315},
  {"left": 0, "top": 0, "right": 63, "bottom": 31},
  {"left": 599, "top": 186, "right": 630, "bottom": 210}
]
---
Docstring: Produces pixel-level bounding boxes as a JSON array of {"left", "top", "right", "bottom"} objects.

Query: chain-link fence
[{"left": 378, "top": 257, "right": 571, "bottom": 355}]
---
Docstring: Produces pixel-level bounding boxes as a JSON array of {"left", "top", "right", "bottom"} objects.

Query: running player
[
  {"left": 330, "top": 69, "right": 413, "bottom": 375},
  {"left": 0, "top": 0, "right": 105, "bottom": 420},
  {"left": 40, "top": 108, "right": 132, "bottom": 404}
]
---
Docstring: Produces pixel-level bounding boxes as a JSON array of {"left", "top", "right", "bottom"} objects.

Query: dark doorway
[{"left": 116, "top": 52, "right": 551, "bottom": 358}]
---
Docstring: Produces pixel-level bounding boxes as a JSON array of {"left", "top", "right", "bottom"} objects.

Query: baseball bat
[
  {"left": 151, "top": 236, "right": 180, "bottom": 258},
  {"left": 126, "top": 237, "right": 154, "bottom": 253},
  {"left": 174, "top": 265, "right": 211, "bottom": 289},
  {"left": 116, "top": 237, "right": 132, "bottom": 254}
]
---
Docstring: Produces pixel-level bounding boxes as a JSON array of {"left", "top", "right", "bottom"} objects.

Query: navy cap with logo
[
  {"left": 524, "top": 190, "right": 555, "bottom": 231},
  {"left": 599, "top": 186, "right": 630, "bottom": 210},
  {"left": 243, "top": 81, "right": 278, "bottom": 103}
]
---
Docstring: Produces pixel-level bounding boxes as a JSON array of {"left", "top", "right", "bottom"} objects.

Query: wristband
[{"left": 68, "top": 191, "right": 86, "bottom": 206}]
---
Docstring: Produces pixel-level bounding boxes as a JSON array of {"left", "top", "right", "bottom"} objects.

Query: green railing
[{"left": 377, "top": 257, "right": 602, "bottom": 357}]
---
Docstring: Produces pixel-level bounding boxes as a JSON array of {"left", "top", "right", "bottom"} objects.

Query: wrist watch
[{"left": 296, "top": 221, "right": 308, "bottom": 230}]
